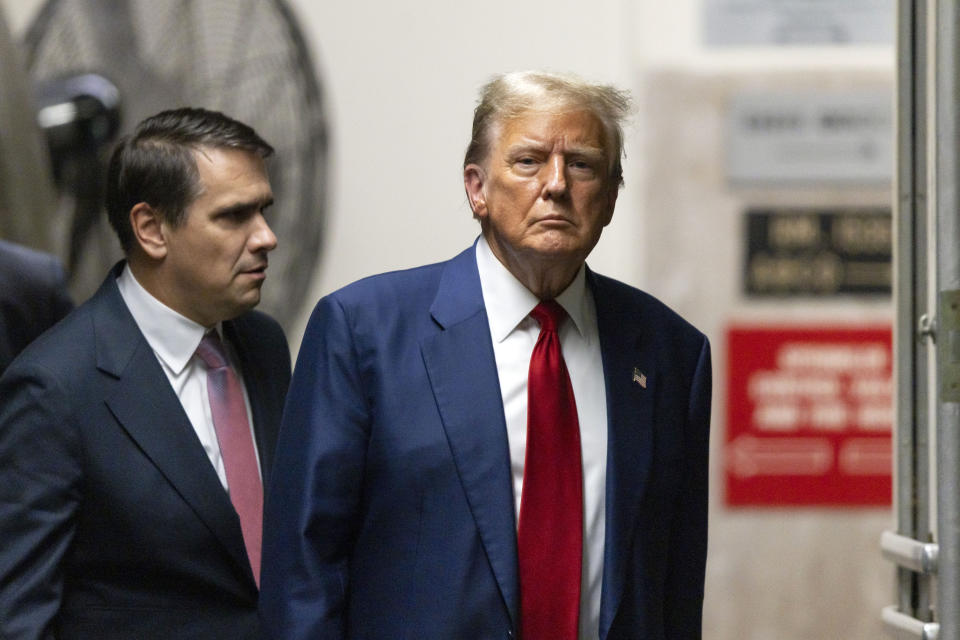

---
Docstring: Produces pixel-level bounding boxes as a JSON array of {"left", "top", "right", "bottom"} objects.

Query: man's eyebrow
[
  {"left": 505, "top": 141, "right": 551, "bottom": 155},
  {"left": 505, "top": 140, "right": 605, "bottom": 158},
  {"left": 214, "top": 196, "right": 274, "bottom": 217},
  {"left": 563, "top": 144, "right": 606, "bottom": 158}
]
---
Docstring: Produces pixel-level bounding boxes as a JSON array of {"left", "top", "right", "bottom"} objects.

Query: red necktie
[
  {"left": 518, "top": 301, "right": 583, "bottom": 640},
  {"left": 196, "top": 332, "right": 263, "bottom": 586}
]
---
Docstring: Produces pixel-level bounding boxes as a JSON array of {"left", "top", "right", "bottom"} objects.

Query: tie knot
[
  {"left": 196, "top": 332, "right": 229, "bottom": 370},
  {"left": 530, "top": 300, "right": 566, "bottom": 333}
]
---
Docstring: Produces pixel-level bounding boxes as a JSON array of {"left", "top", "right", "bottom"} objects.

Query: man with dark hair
[
  {"left": 260, "top": 71, "right": 711, "bottom": 639},
  {"left": 0, "top": 107, "right": 290, "bottom": 640},
  {"left": 0, "top": 239, "right": 73, "bottom": 374}
]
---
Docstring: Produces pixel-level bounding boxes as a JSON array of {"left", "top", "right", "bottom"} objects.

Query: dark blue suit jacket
[
  {"left": 260, "top": 243, "right": 711, "bottom": 639},
  {"left": 0, "top": 263, "right": 290, "bottom": 640},
  {"left": 0, "top": 239, "right": 73, "bottom": 374}
]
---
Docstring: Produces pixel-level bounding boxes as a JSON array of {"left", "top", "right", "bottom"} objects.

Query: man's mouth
[
  {"left": 240, "top": 263, "right": 268, "bottom": 277},
  {"left": 535, "top": 214, "right": 573, "bottom": 226}
]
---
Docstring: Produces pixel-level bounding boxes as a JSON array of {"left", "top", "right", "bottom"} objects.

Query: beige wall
[
  {"left": 1, "top": 1, "right": 896, "bottom": 637},
  {"left": 640, "top": 69, "right": 894, "bottom": 639}
]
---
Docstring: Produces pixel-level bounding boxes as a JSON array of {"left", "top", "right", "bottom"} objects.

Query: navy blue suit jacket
[
  {"left": 260, "top": 244, "right": 711, "bottom": 639},
  {"left": 0, "top": 239, "right": 73, "bottom": 374},
  {"left": 0, "top": 263, "right": 290, "bottom": 640}
]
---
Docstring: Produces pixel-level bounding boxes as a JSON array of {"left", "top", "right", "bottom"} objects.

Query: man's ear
[
  {"left": 602, "top": 183, "right": 619, "bottom": 227},
  {"left": 463, "top": 164, "right": 488, "bottom": 219},
  {"left": 129, "top": 202, "right": 168, "bottom": 260}
]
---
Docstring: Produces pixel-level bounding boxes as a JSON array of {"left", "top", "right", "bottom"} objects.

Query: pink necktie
[
  {"left": 518, "top": 301, "right": 583, "bottom": 640},
  {"left": 196, "top": 332, "right": 263, "bottom": 586}
]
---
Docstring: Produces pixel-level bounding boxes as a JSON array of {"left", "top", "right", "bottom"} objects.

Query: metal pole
[
  {"left": 914, "top": 0, "right": 933, "bottom": 621},
  {"left": 895, "top": 0, "right": 933, "bottom": 621},
  {"left": 936, "top": 0, "right": 960, "bottom": 636}
]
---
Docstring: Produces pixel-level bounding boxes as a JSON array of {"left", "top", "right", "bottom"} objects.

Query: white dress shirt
[
  {"left": 116, "top": 264, "right": 260, "bottom": 490},
  {"left": 475, "top": 236, "right": 608, "bottom": 640}
]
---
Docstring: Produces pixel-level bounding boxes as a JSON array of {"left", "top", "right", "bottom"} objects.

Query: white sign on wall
[
  {"left": 725, "top": 90, "right": 892, "bottom": 185},
  {"left": 703, "top": 0, "right": 894, "bottom": 46}
]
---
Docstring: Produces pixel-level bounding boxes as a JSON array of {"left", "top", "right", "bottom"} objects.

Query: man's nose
[
  {"left": 251, "top": 213, "right": 278, "bottom": 252},
  {"left": 541, "top": 154, "right": 567, "bottom": 199}
]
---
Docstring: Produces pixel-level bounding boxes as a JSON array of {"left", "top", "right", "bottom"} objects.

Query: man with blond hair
[{"left": 261, "top": 71, "right": 711, "bottom": 640}]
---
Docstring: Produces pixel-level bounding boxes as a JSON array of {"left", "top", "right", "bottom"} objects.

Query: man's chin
[
  {"left": 223, "top": 290, "right": 263, "bottom": 320},
  {"left": 523, "top": 237, "right": 590, "bottom": 262},
  {"left": 241, "top": 291, "right": 262, "bottom": 310}
]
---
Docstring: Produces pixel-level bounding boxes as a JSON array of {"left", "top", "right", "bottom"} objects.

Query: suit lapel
[
  {"left": 93, "top": 267, "right": 255, "bottom": 584},
  {"left": 420, "top": 245, "right": 520, "bottom": 629},
  {"left": 591, "top": 272, "right": 656, "bottom": 640}
]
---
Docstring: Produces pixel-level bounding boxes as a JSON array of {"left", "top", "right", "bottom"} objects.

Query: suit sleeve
[
  {"left": 259, "top": 294, "right": 368, "bottom": 640},
  {"left": 664, "top": 335, "right": 712, "bottom": 639},
  {"left": 42, "top": 255, "right": 74, "bottom": 326},
  {"left": 0, "top": 362, "right": 83, "bottom": 640}
]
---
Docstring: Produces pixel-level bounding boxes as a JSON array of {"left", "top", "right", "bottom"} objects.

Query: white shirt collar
[
  {"left": 475, "top": 235, "right": 589, "bottom": 343},
  {"left": 116, "top": 263, "right": 219, "bottom": 375}
]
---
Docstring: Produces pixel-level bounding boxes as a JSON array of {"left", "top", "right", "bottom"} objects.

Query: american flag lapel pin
[{"left": 632, "top": 367, "right": 647, "bottom": 389}]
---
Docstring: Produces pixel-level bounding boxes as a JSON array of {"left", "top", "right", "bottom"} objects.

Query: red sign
[{"left": 725, "top": 325, "right": 892, "bottom": 507}]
